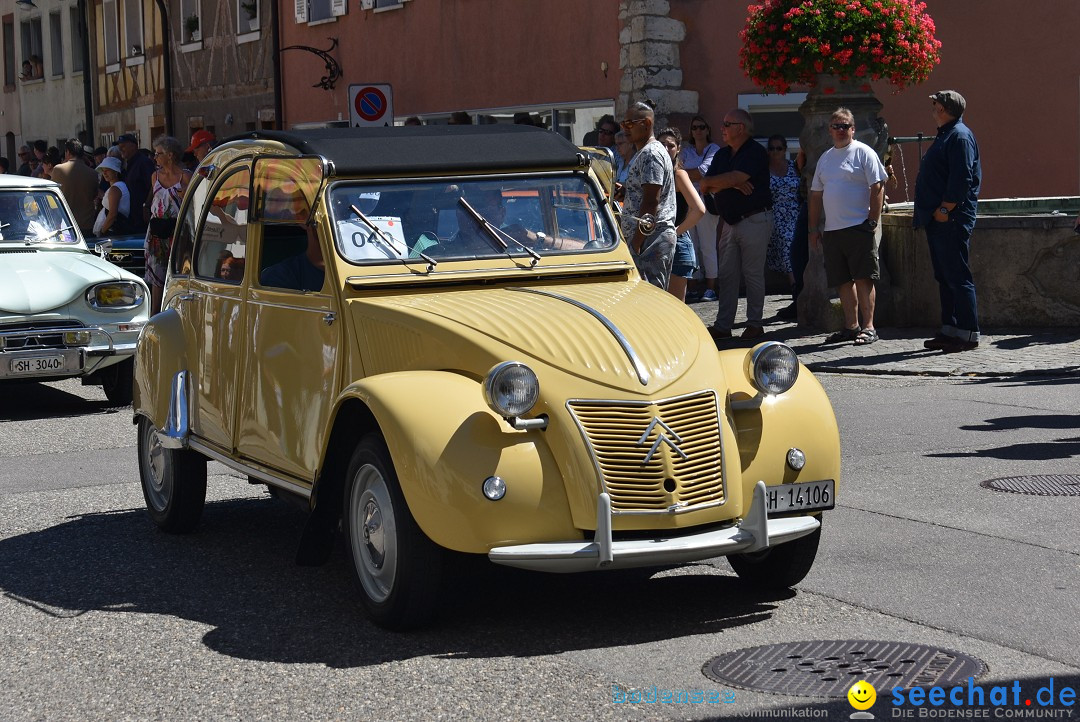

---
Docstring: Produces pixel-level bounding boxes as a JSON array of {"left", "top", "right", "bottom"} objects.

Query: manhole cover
[
  {"left": 981, "top": 474, "right": 1080, "bottom": 496},
  {"left": 702, "top": 640, "right": 986, "bottom": 698}
]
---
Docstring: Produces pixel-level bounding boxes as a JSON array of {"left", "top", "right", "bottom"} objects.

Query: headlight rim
[
  {"left": 85, "top": 281, "right": 146, "bottom": 311},
  {"left": 747, "top": 341, "right": 800, "bottom": 396},
  {"left": 483, "top": 361, "right": 540, "bottom": 419}
]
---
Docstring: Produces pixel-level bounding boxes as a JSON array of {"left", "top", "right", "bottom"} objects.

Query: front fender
[
  {"left": 338, "top": 371, "right": 581, "bottom": 554},
  {"left": 133, "top": 308, "right": 191, "bottom": 429},
  {"left": 718, "top": 347, "right": 841, "bottom": 503}
]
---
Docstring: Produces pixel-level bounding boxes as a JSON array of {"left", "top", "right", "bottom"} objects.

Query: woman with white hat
[{"left": 92, "top": 156, "right": 131, "bottom": 236}]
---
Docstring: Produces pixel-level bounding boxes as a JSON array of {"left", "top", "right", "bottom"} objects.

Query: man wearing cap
[
  {"left": 50, "top": 140, "right": 101, "bottom": 236},
  {"left": 117, "top": 133, "right": 154, "bottom": 233},
  {"left": 914, "top": 90, "right": 982, "bottom": 353},
  {"left": 186, "top": 129, "right": 215, "bottom": 164}
]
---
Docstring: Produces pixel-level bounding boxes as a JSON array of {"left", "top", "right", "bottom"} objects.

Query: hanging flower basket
[{"left": 739, "top": 0, "right": 942, "bottom": 94}]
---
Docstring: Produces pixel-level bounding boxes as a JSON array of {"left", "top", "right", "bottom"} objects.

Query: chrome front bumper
[
  {"left": 488, "top": 481, "right": 820, "bottom": 573},
  {"left": 0, "top": 325, "right": 139, "bottom": 380}
]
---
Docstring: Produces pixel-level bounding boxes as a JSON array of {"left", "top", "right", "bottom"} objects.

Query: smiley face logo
[{"left": 847, "top": 680, "right": 876, "bottom": 710}]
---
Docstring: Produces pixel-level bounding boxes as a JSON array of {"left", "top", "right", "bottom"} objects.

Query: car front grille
[
  {"left": 567, "top": 390, "right": 725, "bottom": 514},
  {"left": 0, "top": 320, "right": 86, "bottom": 351}
]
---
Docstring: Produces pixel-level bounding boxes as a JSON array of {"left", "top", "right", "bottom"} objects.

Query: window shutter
[
  {"left": 294, "top": 0, "right": 307, "bottom": 23},
  {"left": 331, "top": 0, "right": 347, "bottom": 16}
]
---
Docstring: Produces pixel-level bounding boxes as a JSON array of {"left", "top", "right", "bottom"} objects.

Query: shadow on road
[
  {"left": 0, "top": 496, "right": 791, "bottom": 668},
  {"left": 0, "top": 380, "right": 123, "bottom": 421}
]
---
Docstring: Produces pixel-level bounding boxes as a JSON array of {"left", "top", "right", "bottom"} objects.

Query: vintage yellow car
[{"left": 133, "top": 126, "right": 840, "bottom": 629}]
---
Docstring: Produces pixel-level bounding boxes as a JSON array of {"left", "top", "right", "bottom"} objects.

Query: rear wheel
[
  {"left": 728, "top": 520, "right": 822, "bottom": 589},
  {"left": 137, "top": 417, "right": 207, "bottom": 532},
  {"left": 101, "top": 358, "right": 134, "bottom": 406},
  {"left": 344, "top": 433, "right": 442, "bottom": 630}
]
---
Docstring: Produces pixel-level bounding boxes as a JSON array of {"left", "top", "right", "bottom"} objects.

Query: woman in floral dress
[
  {"left": 144, "top": 136, "right": 191, "bottom": 314},
  {"left": 765, "top": 134, "right": 801, "bottom": 292}
]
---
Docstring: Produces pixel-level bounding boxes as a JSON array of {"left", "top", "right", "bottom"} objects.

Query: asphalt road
[{"left": 0, "top": 373, "right": 1077, "bottom": 721}]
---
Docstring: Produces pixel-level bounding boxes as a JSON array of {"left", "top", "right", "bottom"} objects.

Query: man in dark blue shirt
[
  {"left": 914, "top": 90, "right": 982, "bottom": 353},
  {"left": 700, "top": 108, "right": 773, "bottom": 339}
]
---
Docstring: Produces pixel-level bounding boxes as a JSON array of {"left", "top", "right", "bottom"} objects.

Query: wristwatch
[
  {"left": 938, "top": 206, "right": 950, "bottom": 215},
  {"left": 866, "top": 219, "right": 878, "bottom": 230}
]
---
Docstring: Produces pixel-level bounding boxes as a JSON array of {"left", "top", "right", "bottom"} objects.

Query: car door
[
  {"left": 183, "top": 165, "right": 251, "bottom": 452},
  {"left": 234, "top": 158, "right": 339, "bottom": 483}
]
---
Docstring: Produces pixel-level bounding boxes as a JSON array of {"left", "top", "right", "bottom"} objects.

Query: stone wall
[
  {"left": 879, "top": 202, "right": 1080, "bottom": 328},
  {"left": 617, "top": 0, "right": 696, "bottom": 124}
]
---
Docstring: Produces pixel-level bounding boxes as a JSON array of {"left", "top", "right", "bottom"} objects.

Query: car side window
[
  {"left": 194, "top": 168, "right": 250, "bottom": 283},
  {"left": 170, "top": 175, "right": 205, "bottom": 275}
]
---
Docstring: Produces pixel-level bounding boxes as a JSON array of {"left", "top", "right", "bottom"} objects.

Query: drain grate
[
  {"left": 702, "top": 640, "right": 986, "bottom": 698},
  {"left": 981, "top": 474, "right": 1080, "bottom": 497}
]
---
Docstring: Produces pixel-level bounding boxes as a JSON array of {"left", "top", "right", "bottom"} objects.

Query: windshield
[
  {"left": 328, "top": 175, "right": 618, "bottom": 264},
  {"left": 0, "top": 190, "right": 78, "bottom": 244}
]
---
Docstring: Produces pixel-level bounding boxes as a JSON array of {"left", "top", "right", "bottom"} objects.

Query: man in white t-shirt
[{"left": 809, "top": 107, "right": 887, "bottom": 345}]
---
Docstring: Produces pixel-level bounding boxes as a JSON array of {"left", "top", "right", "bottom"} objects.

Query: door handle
[{"left": 323, "top": 312, "right": 336, "bottom": 326}]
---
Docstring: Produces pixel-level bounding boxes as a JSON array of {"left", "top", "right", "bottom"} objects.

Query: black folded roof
[{"left": 224, "top": 125, "right": 584, "bottom": 176}]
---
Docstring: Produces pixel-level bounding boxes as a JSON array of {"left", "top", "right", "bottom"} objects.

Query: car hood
[
  {"left": 0, "top": 249, "right": 125, "bottom": 314},
  {"left": 354, "top": 280, "right": 716, "bottom": 394}
]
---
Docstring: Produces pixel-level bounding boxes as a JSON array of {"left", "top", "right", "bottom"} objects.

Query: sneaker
[
  {"left": 941, "top": 338, "right": 979, "bottom": 353},
  {"left": 709, "top": 326, "right": 732, "bottom": 338},
  {"left": 776, "top": 302, "right": 797, "bottom": 320},
  {"left": 923, "top": 334, "right": 952, "bottom": 350},
  {"left": 701, "top": 289, "right": 718, "bottom": 302},
  {"left": 740, "top": 325, "right": 765, "bottom": 340}
]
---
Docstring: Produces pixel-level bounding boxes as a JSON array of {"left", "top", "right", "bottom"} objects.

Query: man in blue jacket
[{"left": 914, "top": 90, "right": 982, "bottom": 353}]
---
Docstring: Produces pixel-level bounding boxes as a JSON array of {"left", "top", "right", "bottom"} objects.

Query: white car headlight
[
  {"left": 747, "top": 342, "right": 799, "bottom": 395},
  {"left": 86, "top": 281, "right": 145, "bottom": 310},
  {"left": 483, "top": 361, "right": 539, "bottom": 418}
]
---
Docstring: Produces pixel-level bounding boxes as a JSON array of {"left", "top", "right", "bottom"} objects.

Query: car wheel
[
  {"left": 728, "top": 520, "right": 822, "bottom": 589},
  {"left": 137, "top": 417, "right": 207, "bottom": 533},
  {"left": 101, "top": 358, "right": 134, "bottom": 406},
  {"left": 344, "top": 433, "right": 442, "bottom": 630}
]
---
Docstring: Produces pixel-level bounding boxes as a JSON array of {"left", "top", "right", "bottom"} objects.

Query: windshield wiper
[
  {"left": 349, "top": 204, "right": 437, "bottom": 272},
  {"left": 457, "top": 198, "right": 541, "bottom": 267},
  {"left": 26, "top": 224, "right": 75, "bottom": 244}
]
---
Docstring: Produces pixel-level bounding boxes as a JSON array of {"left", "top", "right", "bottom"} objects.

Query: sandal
[
  {"left": 854, "top": 328, "right": 879, "bottom": 345},
  {"left": 824, "top": 326, "right": 861, "bottom": 344}
]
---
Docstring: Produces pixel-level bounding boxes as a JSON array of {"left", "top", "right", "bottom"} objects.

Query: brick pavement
[{"left": 688, "top": 294, "right": 1080, "bottom": 378}]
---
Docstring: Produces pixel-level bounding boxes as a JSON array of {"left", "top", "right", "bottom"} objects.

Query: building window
[
  {"left": 3, "top": 18, "right": 15, "bottom": 87},
  {"left": 49, "top": 11, "right": 62, "bottom": 77},
  {"left": 123, "top": 0, "right": 143, "bottom": 58},
  {"left": 70, "top": 7, "right": 85, "bottom": 73},
  {"left": 102, "top": 0, "right": 119, "bottom": 66},
  {"left": 238, "top": 0, "right": 259, "bottom": 32},
  {"left": 181, "top": 0, "right": 201, "bottom": 43},
  {"left": 374, "top": 0, "right": 402, "bottom": 8},
  {"left": 307, "top": 0, "right": 345, "bottom": 23}
]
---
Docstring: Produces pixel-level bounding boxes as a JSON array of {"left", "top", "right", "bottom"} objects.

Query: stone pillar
[{"left": 617, "top": 0, "right": 697, "bottom": 126}]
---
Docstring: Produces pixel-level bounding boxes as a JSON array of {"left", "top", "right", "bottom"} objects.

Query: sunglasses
[
  {"left": 722, "top": 121, "right": 743, "bottom": 128},
  {"left": 620, "top": 118, "right": 648, "bottom": 129},
  {"left": 598, "top": 128, "right": 616, "bottom": 135},
  {"left": 690, "top": 124, "right": 708, "bottom": 131},
  {"left": 830, "top": 123, "right": 853, "bottom": 131},
  {"left": 768, "top": 146, "right": 786, "bottom": 151}
]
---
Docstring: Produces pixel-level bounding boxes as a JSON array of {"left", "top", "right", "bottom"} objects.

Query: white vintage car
[{"left": 0, "top": 175, "right": 149, "bottom": 404}]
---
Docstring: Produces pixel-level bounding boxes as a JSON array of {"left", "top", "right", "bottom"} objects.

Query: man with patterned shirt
[{"left": 619, "top": 100, "right": 676, "bottom": 289}]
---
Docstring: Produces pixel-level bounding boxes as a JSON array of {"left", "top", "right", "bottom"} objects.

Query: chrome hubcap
[
  {"left": 349, "top": 464, "right": 397, "bottom": 604},
  {"left": 142, "top": 423, "right": 171, "bottom": 511}
]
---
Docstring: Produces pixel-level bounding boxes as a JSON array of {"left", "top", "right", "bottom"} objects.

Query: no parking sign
[{"left": 348, "top": 83, "right": 394, "bottom": 127}]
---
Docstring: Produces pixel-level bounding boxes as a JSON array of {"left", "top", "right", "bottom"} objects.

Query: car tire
[
  {"left": 137, "top": 417, "right": 207, "bottom": 533},
  {"left": 101, "top": 358, "right": 134, "bottom": 406},
  {"left": 343, "top": 433, "right": 442, "bottom": 630},
  {"left": 728, "top": 520, "right": 822, "bottom": 589}
]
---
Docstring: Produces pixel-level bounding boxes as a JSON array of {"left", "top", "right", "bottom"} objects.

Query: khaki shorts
[{"left": 822, "top": 224, "right": 879, "bottom": 286}]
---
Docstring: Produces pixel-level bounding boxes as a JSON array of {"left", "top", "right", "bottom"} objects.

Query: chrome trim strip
[
  {"left": 565, "top": 389, "right": 728, "bottom": 515},
  {"left": 188, "top": 439, "right": 313, "bottom": 500},
  {"left": 510, "top": 286, "right": 649, "bottom": 386},
  {"left": 488, "top": 485, "right": 819, "bottom": 573},
  {"left": 345, "top": 260, "right": 631, "bottom": 285},
  {"left": 158, "top": 370, "right": 190, "bottom": 450}
]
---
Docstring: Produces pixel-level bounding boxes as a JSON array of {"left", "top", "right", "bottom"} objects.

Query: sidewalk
[{"left": 688, "top": 294, "right": 1080, "bottom": 378}]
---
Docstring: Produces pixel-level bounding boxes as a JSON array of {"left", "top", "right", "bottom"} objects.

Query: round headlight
[
  {"left": 748, "top": 342, "right": 799, "bottom": 395},
  {"left": 483, "top": 361, "right": 539, "bottom": 418}
]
